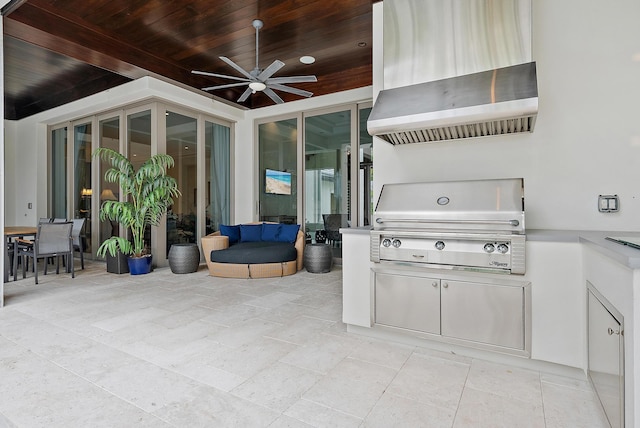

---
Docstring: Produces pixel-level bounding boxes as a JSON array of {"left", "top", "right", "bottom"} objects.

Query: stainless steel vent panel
[{"left": 380, "top": 114, "right": 537, "bottom": 144}]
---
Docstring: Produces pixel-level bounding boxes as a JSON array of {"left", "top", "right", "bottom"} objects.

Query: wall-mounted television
[{"left": 265, "top": 168, "right": 292, "bottom": 195}]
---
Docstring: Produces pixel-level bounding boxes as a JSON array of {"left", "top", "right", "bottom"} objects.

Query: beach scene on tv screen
[{"left": 265, "top": 169, "right": 292, "bottom": 195}]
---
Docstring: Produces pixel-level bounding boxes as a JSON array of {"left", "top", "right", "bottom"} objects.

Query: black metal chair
[
  {"left": 71, "top": 218, "right": 86, "bottom": 270},
  {"left": 13, "top": 222, "right": 75, "bottom": 284},
  {"left": 322, "top": 214, "right": 349, "bottom": 247},
  {"left": 4, "top": 241, "right": 15, "bottom": 282}
]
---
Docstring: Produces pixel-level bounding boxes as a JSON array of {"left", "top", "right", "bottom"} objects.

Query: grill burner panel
[{"left": 371, "top": 231, "right": 525, "bottom": 274}]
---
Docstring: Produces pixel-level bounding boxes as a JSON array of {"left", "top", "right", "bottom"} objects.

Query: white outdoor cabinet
[
  {"left": 371, "top": 267, "right": 530, "bottom": 356},
  {"left": 374, "top": 272, "right": 440, "bottom": 334},
  {"left": 441, "top": 279, "right": 526, "bottom": 351},
  {"left": 588, "top": 282, "right": 624, "bottom": 428},
  {"left": 342, "top": 230, "right": 374, "bottom": 327}
]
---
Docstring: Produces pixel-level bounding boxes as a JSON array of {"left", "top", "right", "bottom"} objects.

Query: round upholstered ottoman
[
  {"left": 168, "top": 243, "right": 200, "bottom": 274},
  {"left": 304, "top": 243, "right": 332, "bottom": 273}
]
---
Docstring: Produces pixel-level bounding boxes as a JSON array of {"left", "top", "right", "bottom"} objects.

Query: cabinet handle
[
  {"left": 443, "top": 282, "right": 449, "bottom": 288},
  {"left": 432, "top": 281, "right": 438, "bottom": 287},
  {"left": 607, "top": 328, "right": 621, "bottom": 336}
]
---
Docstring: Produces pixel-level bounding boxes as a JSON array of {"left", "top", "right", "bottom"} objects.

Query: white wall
[
  {"left": 3, "top": 74, "right": 371, "bottom": 227},
  {"left": 4, "top": 77, "right": 244, "bottom": 226},
  {"left": 373, "top": 0, "right": 640, "bottom": 232}
]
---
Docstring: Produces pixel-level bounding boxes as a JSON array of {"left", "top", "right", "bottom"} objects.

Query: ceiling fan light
[{"left": 249, "top": 81, "right": 267, "bottom": 92}]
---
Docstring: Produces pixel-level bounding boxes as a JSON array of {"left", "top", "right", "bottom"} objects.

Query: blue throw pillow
[
  {"left": 277, "top": 224, "right": 300, "bottom": 243},
  {"left": 219, "top": 224, "right": 240, "bottom": 244},
  {"left": 262, "top": 223, "right": 281, "bottom": 241},
  {"left": 240, "top": 224, "right": 263, "bottom": 242}
]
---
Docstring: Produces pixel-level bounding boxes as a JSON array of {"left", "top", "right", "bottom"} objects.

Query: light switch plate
[{"left": 598, "top": 195, "right": 619, "bottom": 213}]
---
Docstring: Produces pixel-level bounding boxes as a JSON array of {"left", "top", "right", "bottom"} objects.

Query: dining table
[{"left": 4, "top": 226, "right": 37, "bottom": 282}]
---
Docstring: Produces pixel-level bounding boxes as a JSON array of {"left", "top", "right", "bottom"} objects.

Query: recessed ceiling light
[
  {"left": 300, "top": 55, "right": 315, "bottom": 64},
  {"left": 357, "top": 42, "right": 367, "bottom": 47}
]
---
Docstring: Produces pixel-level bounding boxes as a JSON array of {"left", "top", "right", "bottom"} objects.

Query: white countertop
[{"left": 341, "top": 227, "right": 640, "bottom": 270}]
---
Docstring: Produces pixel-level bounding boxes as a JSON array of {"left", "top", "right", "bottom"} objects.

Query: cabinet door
[
  {"left": 588, "top": 287, "right": 623, "bottom": 428},
  {"left": 441, "top": 280, "right": 524, "bottom": 350},
  {"left": 374, "top": 272, "right": 440, "bottom": 334}
]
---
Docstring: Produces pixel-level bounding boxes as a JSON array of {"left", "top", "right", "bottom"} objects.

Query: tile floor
[{"left": 0, "top": 260, "right": 610, "bottom": 427}]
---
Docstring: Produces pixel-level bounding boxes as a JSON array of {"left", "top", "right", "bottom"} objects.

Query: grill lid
[{"left": 374, "top": 178, "right": 525, "bottom": 234}]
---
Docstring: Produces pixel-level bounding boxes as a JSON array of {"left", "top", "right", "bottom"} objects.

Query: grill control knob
[
  {"left": 483, "top": 243, "right": 495, "bottom": 253},
  {"left": 435, "top": 241, "right": 445, "bottom": 250},
  {"left": 497, "top": 243, "right": 509, "bottom": 254},
  {"left": 382, "top": 238, "right": 392, "bottom": 248},
  {"left": 392, "top": 239, "right": 402, "bottom": 248}
]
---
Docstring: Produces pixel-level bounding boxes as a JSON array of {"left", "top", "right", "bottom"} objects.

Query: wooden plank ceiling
[{"left": 3, "top": 0, "right": 375, "bottom": 120}]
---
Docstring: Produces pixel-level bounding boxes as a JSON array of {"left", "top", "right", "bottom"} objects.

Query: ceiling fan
[{"left": 192, "top": 19, "right": 318, "bottom": 105}]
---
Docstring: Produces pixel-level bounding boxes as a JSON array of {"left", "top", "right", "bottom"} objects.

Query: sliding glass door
[
  {"left": 205, "top": 121, "right": 231, "bottom": 234},
  {"left": 165, "top": 111, "right": 197, "bottom": 254},
  {"left": 258, "top": 117, "right": 298, "bottom": 224},
  {"left": 358, "top": 105, "right": 373, "bottom": 227},
  {"left": 98, "top": 117, "right": 120, "bottom": 244},
  {"left": 73, "top": 121, "right": 93, "bottom": 255},
  {"left": 127, "top": 109, "right": 152, "bottom": 254},
  {"left": 304, "top": 108, "right": 352, "bottom": 251},
  {"left": 50, "top": 103, "right": 232, "bottom": 267}
]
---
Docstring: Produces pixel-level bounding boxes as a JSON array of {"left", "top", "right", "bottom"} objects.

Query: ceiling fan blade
[
  {"left": 201, "top": 82, "right": 249, "bottom": 91},
  {"left": 257, "top": 60, "right": 285, "bottom": 81},
  {"left": 192, "top": 70, "right": 250, "bottom": 83},
  {"left": 263, "top": 87, "right": 284, "bottom": 104},
  {"left": 219, "top": 56, "right": 254, "bottom": 80},
  {"left": 268, "top": 83, "right": 313, "bottom": 98},
  {"left": 237, "top": 87, "right": 253, "bottom": 103},
  {"left": 266, "top": 75, "right": 318, "bottom": 84}
]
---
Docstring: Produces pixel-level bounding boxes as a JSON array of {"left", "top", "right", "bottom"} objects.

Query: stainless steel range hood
[
  {"left": 368, "top": 62, "right": 538, "bottom": 145},
  {"left": 371, "top": 0, "right": 536, "bottom": 145}
]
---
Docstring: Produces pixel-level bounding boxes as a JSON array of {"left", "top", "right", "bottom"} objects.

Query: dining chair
[
  {"left": 71, "top": 218, "right": 86, "bottom": 269},
  {"left": 322, "top": 214, "right": 349, "bottom": 247},
  {"left": 4, "top": 242, "right": 15, "bottom": 282},
  {"left": 13, "top": 221, "right": 74, "bottom": 284}
]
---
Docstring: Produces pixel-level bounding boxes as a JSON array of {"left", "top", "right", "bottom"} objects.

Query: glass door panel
[
  {"left": 358, "top": 106, "right": 373, "bottom": 227},
  {"left": 51, "top": 127, "right": 67, "bottom": 219},
  {"left": 205, "top": 121, "right": 231, "bottom": 235},
  {"left": 99, "top": 117, "right": 120, "bottom": 248},
  {"left": 258, "top": 118, "right": 298, "bottom": 224},
  {"left": 127, "top": 110, "right": 152, "bottom": 253},
  {"left": 73, "top": 122, "right": 92, "bottom": 255},
  {"left": 304, "top": 110, "right": 351, "bottom": 250},
  {"left": 166, "top": 111, "right": 197, "bottom": 255}
]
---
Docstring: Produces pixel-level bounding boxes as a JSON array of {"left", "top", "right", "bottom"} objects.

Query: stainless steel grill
[{"left": 370, "top": 178, "right": 526, "bottom": 274}]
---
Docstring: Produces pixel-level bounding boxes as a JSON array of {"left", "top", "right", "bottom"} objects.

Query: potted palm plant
[{"left": 93, "top": 148, "right": 180, "bottom": 275}]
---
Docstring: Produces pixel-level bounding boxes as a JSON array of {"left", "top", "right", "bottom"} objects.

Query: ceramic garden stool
[
  {"left": 304, "top": 243, "right": 333, "bottom": 273},
  {"left": 168, "top": 243, "right": 200, "bottom": 274}
]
